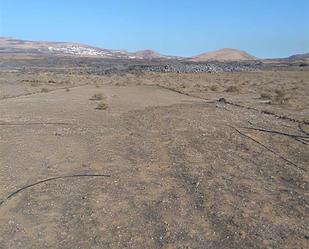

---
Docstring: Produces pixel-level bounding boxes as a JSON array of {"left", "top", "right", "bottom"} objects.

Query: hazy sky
[{"left": 0, "top": 0, "right": 308, "bottom": 58}]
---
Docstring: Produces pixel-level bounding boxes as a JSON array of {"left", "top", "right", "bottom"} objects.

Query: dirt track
[{"left": 0, "top": 70, "right": 308, "bottom": 248}]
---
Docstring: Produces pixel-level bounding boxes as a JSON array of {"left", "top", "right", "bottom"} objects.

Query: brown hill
[
  {"left": 0, "top": 37, "right": 171, "bottom": 59},
  {"left": 132, "top": 50, "right": 163, "bottom": 59},
  {"left": 190, "top": 48, "right": 258, "bottom": 62}
]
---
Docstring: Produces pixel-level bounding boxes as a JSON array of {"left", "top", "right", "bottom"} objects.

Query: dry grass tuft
[
  {"left": 96, "top": 101, "right": 108, "bottom": 110},
  {"left": 41, "top": 87, "right": 49, "bottom": 93},
  {"left": 90, "top": 93, "right": 105, "bottom": 101},
  {"left": 210, "top": 85, "right": 219, "bottom": 91},
  {"left": 30, "top": 81, "right": 39, "bottom": 87},
  {"left": 273, "top": 89, "right": 287, "bottom": 104},
  {"left": 260, "top": 93, "right": 272, "bottom": 99},
  {"left": 225, "top": 85, "right": 241, "bottom": 93}
]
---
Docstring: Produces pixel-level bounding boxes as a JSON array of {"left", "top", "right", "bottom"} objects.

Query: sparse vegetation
[
  {"left": 23, "top": 79, "right": 40, "bottom": 87},
  {"left": 22, "top": 79, "right": 39, "bottom": 84},
  {"left": 274, "top": 89, "right": 285, "bottom": 97},
  {"left": 31, "top": 81, "right": 39, "bottom": 87},
  {"left": 41, "top": 87, "right": 49, "bottom": 93},
  {"left": 90, "top": 93, "right": 105, "bottom": 100},
  {"left": 96, "top": 101, "right": 108, "bottom": 110},
  {"left": 210, "top": 85, "right": 218, "bottom": 91},
  {"left": 260, "top": 93, "right": 272, "bottom": 99},
  {"left": 273, "top": 89, "right": 286, "bottom": 104},
  {"left": 225, "top": 85, "right": 240, "bottom": 93}
]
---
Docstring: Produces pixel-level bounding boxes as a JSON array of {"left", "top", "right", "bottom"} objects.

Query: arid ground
[{"left": 0, "top": 58, "right": 308, "bottom": 248}]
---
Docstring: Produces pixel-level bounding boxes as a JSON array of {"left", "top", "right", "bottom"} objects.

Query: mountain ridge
[
  {"left": 0, "top": 37, "right": 174, "bottom": 60},
  {"left": 0, "top": 37, "right": 307, "bottom": 61},
  {"left": 287, "top": 53, "right": 309, "bottom": 61}
]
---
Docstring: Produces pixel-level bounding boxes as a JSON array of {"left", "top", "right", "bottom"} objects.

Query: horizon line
[{"left": 0, "top": 36, "right": 308, "bottom": 60}]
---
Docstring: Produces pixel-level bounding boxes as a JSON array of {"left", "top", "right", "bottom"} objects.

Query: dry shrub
[
  {"left": 90, "top": 93, "right": 105, "bottom": 100},
  {"left": 96, "top": 101, "right": 108, "bottom": 110},
  {"left": 275, "top": 89, "right": 285, "bottom": 98},
  {"left": 210, "top": 85, "right": 218, "bottom": 91},
  {"left": 41, "top": 87, "right": 49, "bottom": 93},
  {"left": 260, "top": 93, "right": 272, "bottom": 99},
  {"left": 273, "top": 89, "right": 290, "bottom": 104},
  {"left": 225, "top": 85, "right": 240, "bottom": 93},
  {"left": 23, "top": 79, "right": 39, "bottom": 85},
  {"left": 28, "top": 80, "right": 39, "bottom": 87}
]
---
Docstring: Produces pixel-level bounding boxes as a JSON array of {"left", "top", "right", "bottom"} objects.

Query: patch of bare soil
[{"left": 0, "top": 69, "right": 308, "bottom": 249}]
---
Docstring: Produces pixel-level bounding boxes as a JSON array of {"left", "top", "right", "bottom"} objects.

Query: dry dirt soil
[{"left": 0, "top": 68, "right": 308, "bottom": 249}]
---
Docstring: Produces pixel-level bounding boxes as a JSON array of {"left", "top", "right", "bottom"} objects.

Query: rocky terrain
[{"left": 139, "top": 61, "right": 259, "bottom": 73}]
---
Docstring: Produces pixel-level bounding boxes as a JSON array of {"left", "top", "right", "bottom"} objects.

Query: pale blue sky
[{"left": 0, "top": 0, "right": 308, "bottom": 58}]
